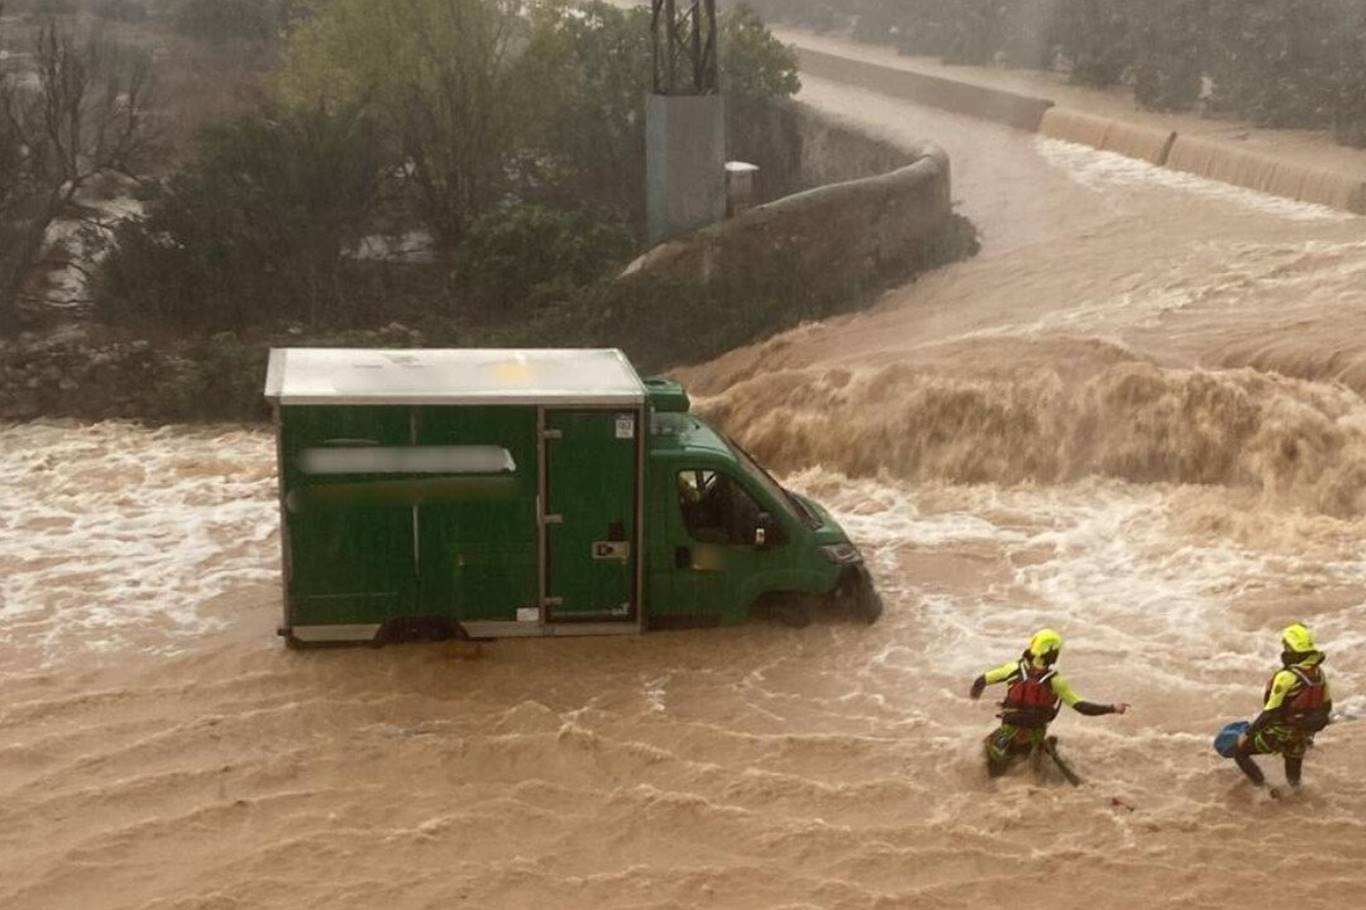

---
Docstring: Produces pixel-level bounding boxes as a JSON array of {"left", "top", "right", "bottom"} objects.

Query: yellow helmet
[
  {"left": 1281, "top": 623, "right": 1317, "bottom": 654},
  {"left": 1028, "top": 628, "right": 1064, "bottom": 660}
]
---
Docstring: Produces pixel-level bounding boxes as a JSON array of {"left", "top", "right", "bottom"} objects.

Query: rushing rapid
[{"left": 3, "top": 68, "right": 1366, "bottom": 910}]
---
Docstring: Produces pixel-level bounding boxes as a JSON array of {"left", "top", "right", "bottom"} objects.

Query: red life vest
[
  {"left": 1001, "top": 660, "right": 1061, "bottom": 728},
  {"left": 1279, "top": 665, "right": 1330, "bottom": 732}
]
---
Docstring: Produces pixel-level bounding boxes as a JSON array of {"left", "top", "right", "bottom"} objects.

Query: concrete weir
[
  {"left": 1165, "top": 135, "right": 1366, "bottom": 214},
  {"left": 1040, "top": 108, "right": 1176, "bottom": 166},
  {"left": 793, "top": 47, "right": 1054, "bottom": 132}
]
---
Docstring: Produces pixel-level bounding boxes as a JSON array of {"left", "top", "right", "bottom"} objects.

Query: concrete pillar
[
  {"left": 646, "top": 94, "right": 726, "bottom": 246},
  {"left": 725, "top": 161, "right": 760, "bottom": 217}
]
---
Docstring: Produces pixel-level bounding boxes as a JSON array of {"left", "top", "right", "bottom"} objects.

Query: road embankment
[
  {"left": 781, "top": 31, "right": 1366, "bottom": 216},
  {"left": 794, "top": 46, "right": 1053, "bottom": 132}
]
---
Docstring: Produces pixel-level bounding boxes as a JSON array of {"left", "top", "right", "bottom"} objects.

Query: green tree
[
  {"left": 719, "top": 3, "right": 801, "bottom": 101},
  {"left": 519, "top": 2, "right": 653, "bottom": 230},
  {"left": 1055, "top": 0, "right": 1131, "bottom": 87},
  {"left": 1131, "top": 0, "right": 1207, "bottom": 112},
  {"left": 171, "top": 0, "right": 284, "bottom": 43},
  {"left": 94, "top": 104, "right": 384, "bottom": 330},
  {"left": 1207, "top": 0, "right": 1340, "bottom": 128},
  {"left": 456, "top": 204, "right": 633, "bottom": 315},
  {"left": 280, "top": 0, "right": 534, "bottom": 246},
  {"left": 1, "top": 18, "right": 157, "bottom": 334},
  {"left": 1326, "top": 0, "right": 1366, "bottom": 147}
]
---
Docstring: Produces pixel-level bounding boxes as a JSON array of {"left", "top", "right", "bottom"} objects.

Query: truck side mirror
[{"left": 754, "top": 512, "right": 773, "bottom": 549}]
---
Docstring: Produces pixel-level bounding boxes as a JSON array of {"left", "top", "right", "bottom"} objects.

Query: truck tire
[
  {"left": 376, "top": 616, "right": 459, "bottom": 645},
  {"left": 773, "top": 600, "right": 812, "bottom": 629},
  {"left": 754, "top": 592, "right": 814, "bottom": 628},
  {"left": 856, "top": 588, "right": 883, "bottom": 624}
]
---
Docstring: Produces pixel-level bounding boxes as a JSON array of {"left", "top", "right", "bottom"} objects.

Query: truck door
[
  {"left": 543, "top": 409, "right": 640, "bottom": 622},
  {"left": 667, "top": 468, "right": 780, "bottom": 621}
]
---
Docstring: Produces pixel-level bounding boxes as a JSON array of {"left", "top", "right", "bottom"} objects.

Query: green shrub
[
  {"left": 172, "top": 0, "right": 281, "bottom": 43},
  {"left": 1327, "top": 7, "right": 1366, "bottom": 147},
  {"left": 1055, "top": 0, "right": 1131, "bottom": 87},
  {"left": 92, "top": 0, "right": 148, "bottom": 22},
  {"left": 1208, "top": 0, "right": 1345, "bottom": 129},
  {"left": 455, "top": 205, "right": 634, "bottom": 316},
  {"left": 998, "top": 0, "right": 1061, "bottom": 69},
  {"left": 27, "top": 0, "right": 78, "bottom": 17},
  {"left": 721, "top": 4, "right": 802, "bottom": 101},
  {"left": 94, "top": 104, "right": 384, "bottom": 332},
  {"left": 1131, "top": 0, "right": 1207, "bottom": 111}
]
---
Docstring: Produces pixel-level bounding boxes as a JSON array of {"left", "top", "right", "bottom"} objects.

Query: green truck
[{"left": 264, "top": 348, "right": 880, "bottom": 646}]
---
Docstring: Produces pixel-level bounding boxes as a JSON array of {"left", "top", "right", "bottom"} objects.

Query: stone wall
[
  {"left": 631, "top": 101, "right": 953, "bottom": 300},
  {"left": 727, "top": 98, "right": 913, "bottom": 203}
]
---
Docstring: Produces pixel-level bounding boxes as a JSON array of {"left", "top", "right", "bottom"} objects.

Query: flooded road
[{"left": 2, "top": 71, "right": 1365, "bottom": 909}]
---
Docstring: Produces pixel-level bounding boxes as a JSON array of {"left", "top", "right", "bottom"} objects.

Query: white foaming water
[
  {"left": 795, "top": 472, "right": 1366, "bottom": 710},
  {"left": 954, "top": 287, "right": 1194, "bottom": 341},
  {"left": 1036, "top": 137, "right": 1357, "bottom": 223},
  {"left": 0, "top": 421, "right": 279, "bottom": 664}
]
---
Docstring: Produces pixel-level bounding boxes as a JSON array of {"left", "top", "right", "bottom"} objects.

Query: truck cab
[{"left": 642, "top": 380, "right": 879, "bottom": 629}]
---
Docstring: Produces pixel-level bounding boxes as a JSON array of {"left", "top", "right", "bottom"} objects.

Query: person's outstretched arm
[
  {"left": 969, "top": 661, "right": 1022, "bottom": 700},
  {"left": 1052, "top": 674, "right": 1129, "bottom": 715}
]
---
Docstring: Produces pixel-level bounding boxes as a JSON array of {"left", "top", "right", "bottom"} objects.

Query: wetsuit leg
[
  {"left": 1284, "top": 755, "right": 1303, "bottom": 787},
  {"left": 985, "top": 725, "right": 1020, "bottom": 777},
  {"left": 1233, "top": 739, "right": 1266, "bottom": 786}
]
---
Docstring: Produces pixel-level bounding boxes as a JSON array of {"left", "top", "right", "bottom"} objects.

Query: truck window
[
  {"left": 676, "top": 470, "right": 770, "bottom": 546},
  {"left": 722, "top": 434, "right": 822, "bottom": 530}
]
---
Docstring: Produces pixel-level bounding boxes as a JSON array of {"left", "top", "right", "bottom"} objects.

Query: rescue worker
[
  {"left": 1233, "top": 623, "right": 1333, "bottom": 792},
  {"left": 969, "top": 629, "right": 1129, "bottom": 777}
]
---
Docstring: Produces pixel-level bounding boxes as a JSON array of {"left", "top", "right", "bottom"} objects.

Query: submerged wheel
[
  {"left": 754, "top": 592, "right": 815, "bottom": 629},
  {"left": 773, "top": 600, "right": 812, "bottom": 629},
  {"left": 833, "top": 567, "right": 883, "bottom": 625},
  {"left": 375, "top": 616, "right": 459, "bottom": 645},
  {"left": 856, "top": 589, "right": 883, "bottom": 625}
]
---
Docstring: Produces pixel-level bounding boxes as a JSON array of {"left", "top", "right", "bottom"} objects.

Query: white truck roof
[{"left": 264, "top": 348, "right": 646, "bottom": 406}]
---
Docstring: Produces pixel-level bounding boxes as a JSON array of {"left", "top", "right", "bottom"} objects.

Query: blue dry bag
[{"left": 1214, "top": 720, "right": 1251, "bottom": 758}]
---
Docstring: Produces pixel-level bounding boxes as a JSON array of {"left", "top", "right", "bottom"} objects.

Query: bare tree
[{"left": 0, "top": 14, "right": 158, "bottom": 334}]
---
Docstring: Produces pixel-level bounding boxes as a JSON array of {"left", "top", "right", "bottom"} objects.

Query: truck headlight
[{"left": 819, "top": 543, "right": 863, "bottom": 565}]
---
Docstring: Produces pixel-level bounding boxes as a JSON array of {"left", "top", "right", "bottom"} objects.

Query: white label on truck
[
  {"left": 615, "top": 414, "right": 635, "bottom": 439},
  {"left": 516, "top": 607, "right": 540, "bottom": 623}
]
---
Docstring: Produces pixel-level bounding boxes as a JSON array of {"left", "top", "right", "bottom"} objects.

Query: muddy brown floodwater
[{"left": 3, "top": 70, "right": 1365, "bottom": 910}]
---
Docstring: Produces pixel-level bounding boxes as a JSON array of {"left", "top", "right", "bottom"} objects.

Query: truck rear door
[{"left": 543, "top": 409, "right": 641, "bottom": 622}]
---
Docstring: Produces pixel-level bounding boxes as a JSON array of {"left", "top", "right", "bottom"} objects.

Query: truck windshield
[{"left": 723, "top": 434, "right": 823, "bottom": 530}]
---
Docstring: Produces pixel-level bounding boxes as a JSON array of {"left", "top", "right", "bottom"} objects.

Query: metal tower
[{"left": 652, "top": 0, "right": 719, "bottom": 96}]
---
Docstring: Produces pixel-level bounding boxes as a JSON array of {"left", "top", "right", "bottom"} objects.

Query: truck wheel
[
  {"left": 772, "top": 600, "right": 812, "bottom": 629},
  {"left": 837, "top": 567, "right": 883, "bottom": 625},
  {"left": 376, "top": 617, "right": 457, "bottom": 645},
  {"left": 857, "top": 590, "right": 883, "bottom": 624}
]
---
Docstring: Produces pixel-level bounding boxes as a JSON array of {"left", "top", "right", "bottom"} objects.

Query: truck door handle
[{"left": 674, "top": 546, "right": 690, "bottom": 569}]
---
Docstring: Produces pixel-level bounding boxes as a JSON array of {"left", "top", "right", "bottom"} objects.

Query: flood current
[{"left": 2, "top": 69, "right": 1364, "bottom": 909}]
